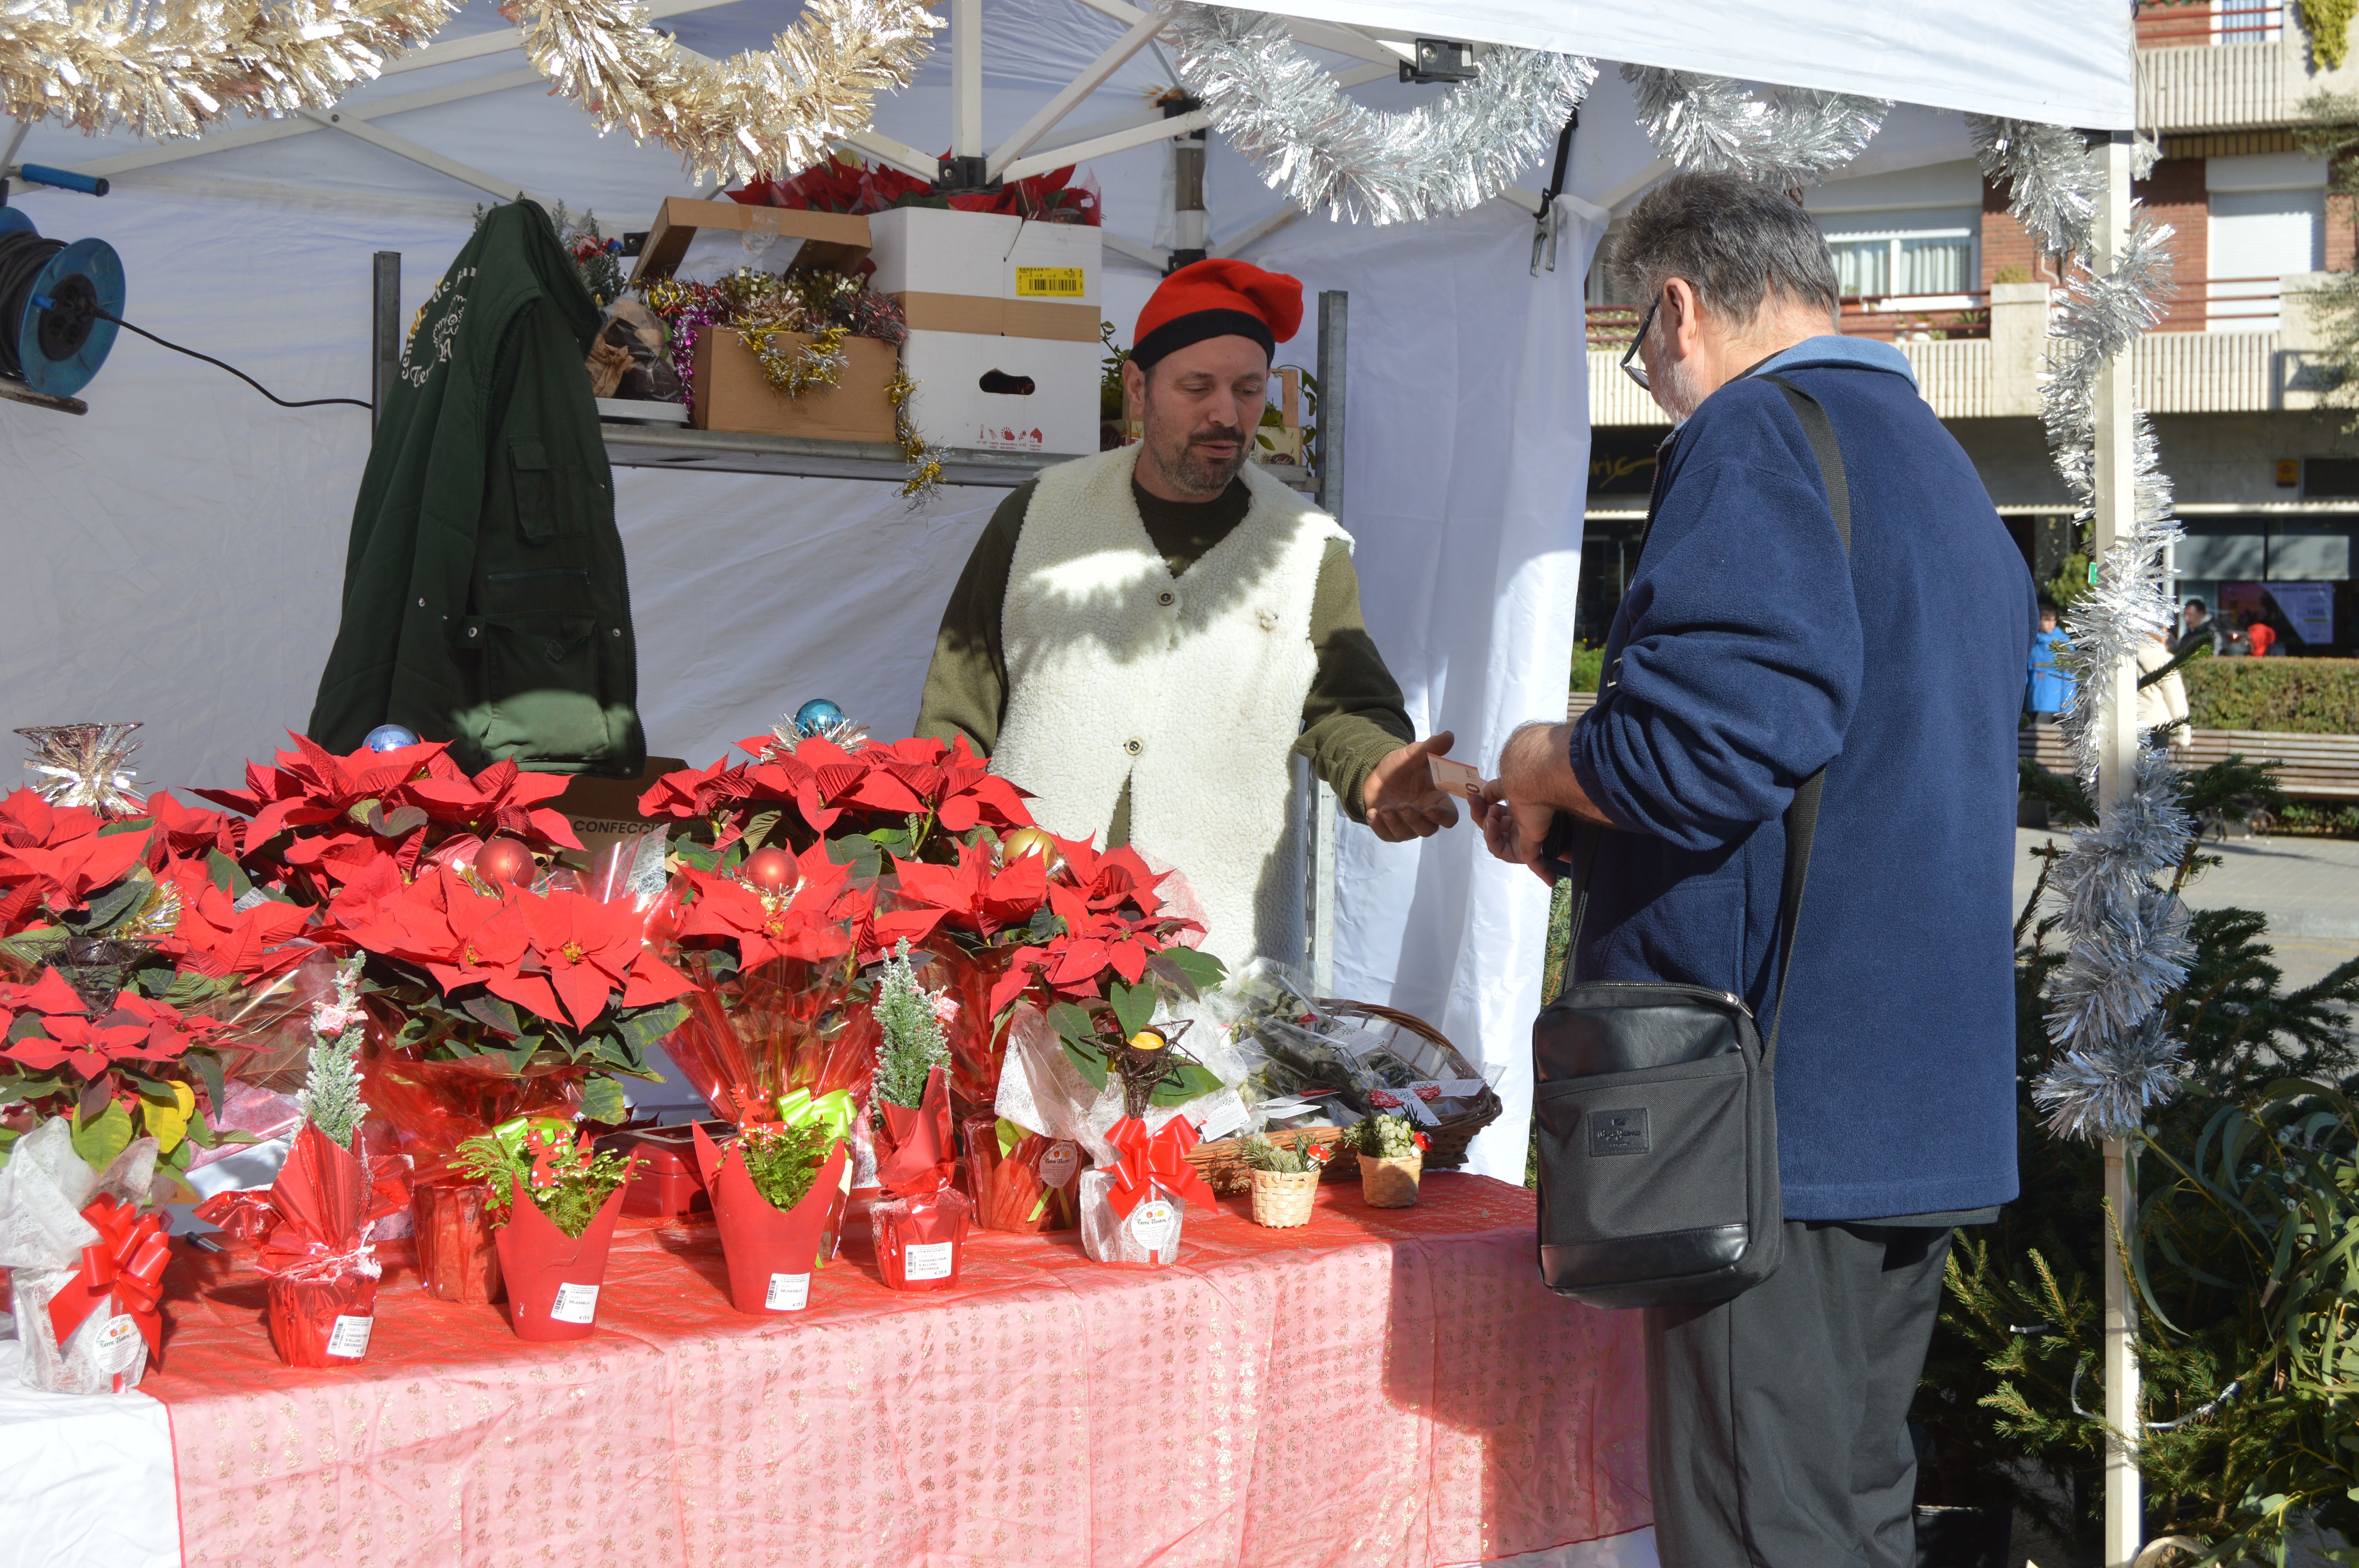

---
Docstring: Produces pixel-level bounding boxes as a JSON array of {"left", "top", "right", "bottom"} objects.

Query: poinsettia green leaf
[
  {"left": 1059, "top": 1034, "right": 1110, "bottom": 1093},
  {"left": 740, "top": 810, "right": 782, "bottom": 854},
  {"left": 617, "top": 999, "right": 688, "bottom": 1054},
  {"left": 1109, "top": 981, "right": 1157, "bottom": 1042},
  {"left": 1163, "top": 948, "right": 1226, "bottom": 991},
  {"left": 673, "top": 840, "right": 722, "bottom": 874},
  {"left": 193, "top": 1049, "right": 228, "bottom": 1129},
  {"left": 1046, "top": 1001, "right": 1096, "bottom": 1045},
  {"left": 72, "top": 872, "right": 153, "bottom": 935},
  {"left": 580, "top": 1074, "right": 630, "bottom": 1125},
  {"left": 206, "top": 849, "right": 254, "bottom": 898},
  {"left": 1149, "top": 1061, "right": 1224, "bottom": 1107},
  {"left": 378, "top": 805, "right": 428, "bottom": 837},
  {"left": 71, "top": 1100, "right": 134, "bottom": 1172},
  {"left": 826, "top": 836, "right": 882, "bottom": 878},
  {"left": 461, "top": 995, "right": 523, "bottom": 1039}
]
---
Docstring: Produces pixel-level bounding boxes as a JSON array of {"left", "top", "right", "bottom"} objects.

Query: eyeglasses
[{"left": 1619, "top": 296, "right": 1661, "bottom": 390}]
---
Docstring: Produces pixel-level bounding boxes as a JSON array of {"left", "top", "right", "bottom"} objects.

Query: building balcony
[
  {"left": 2132, "top": 1, "right": 2352, "bottom": 132},
  {"left": 1585, "top": 276, "right": 2346, "bottom": 426}
]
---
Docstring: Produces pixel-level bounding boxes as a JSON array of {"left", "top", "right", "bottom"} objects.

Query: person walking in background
[
  {"left": 2027, "top": 600, "right": 2073, "bottom": 722},
  {"left": 1472, "top": 172, "right": 2030, "bottom": 1568},
  {"left": 2174, "top": 597, "right": 2225, "bottom": 657},
  {"left": 2136, "top": 630, "right": 2191, "bottom": 751},
  {"left": 2243, "top": 614, "right": 2277, "bottom": 659}
]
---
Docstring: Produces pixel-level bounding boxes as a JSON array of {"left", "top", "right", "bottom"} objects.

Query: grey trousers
[{"left": 1642, "top": 1220, "right": 1955, "bottom": 1568}]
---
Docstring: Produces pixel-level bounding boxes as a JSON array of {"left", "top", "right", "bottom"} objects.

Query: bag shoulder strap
[{"left": 1563, "top": 372, "right": 1852, "bottom": 1063}]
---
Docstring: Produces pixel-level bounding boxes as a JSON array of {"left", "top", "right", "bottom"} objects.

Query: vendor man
[{"left": 916, "top": 259, "right": 1458, "bottom": 968}]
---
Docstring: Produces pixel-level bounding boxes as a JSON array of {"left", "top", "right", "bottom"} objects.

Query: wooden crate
[{"left": 690, "top": 329, "right": 899, "bottom": 443}]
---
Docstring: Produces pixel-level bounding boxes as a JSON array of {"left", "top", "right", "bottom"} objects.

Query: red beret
[{"left": 1131, "top": 258, "right": 1303, "bottom": 369}]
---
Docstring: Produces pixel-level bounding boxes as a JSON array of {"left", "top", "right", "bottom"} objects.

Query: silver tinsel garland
[
  {"left": 1165, "top": 3, "right": 1593, "bottom": 225},
  {"left": 1623, "top": 65, "right": 1888, "bottom": 186},
  {"left": 1975, "top": 122, "right": 2197, "bottom": 1142}
]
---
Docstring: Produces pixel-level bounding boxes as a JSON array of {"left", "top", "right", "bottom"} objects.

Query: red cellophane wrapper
[
  {"left": 197, "top": 945, "right": 345, "bottom": 1094},
  {"left": 923, "top": 945, "right": 1018, "bottom": 1122},
  {"left": 358, "top": 1031, "right": 587, "bottom": 1183},
  {"left": 410, "top": 1180, "right": 503, "bottom": 1303},
  {"left": 872, "top": 1065, "right": 955, "bottom": 1198},
  {"left": 871, "top": 1189, "right": 972, "bottom": 1293},
  {"left": 691, "top": 1127, "right": 850, "bottom": 1313},
  {"left": 662, "top": 956, "right": 877, "bottom": 1125},
  {"left": 962, "top": 1113, "right": 1081, "bottom": 1233},
  {"left": 493, "top": 1178, "right": 629, "bottom": 1342},
  {"left": 196, "top": 1123, "right": 402, "bottom": 1368}
]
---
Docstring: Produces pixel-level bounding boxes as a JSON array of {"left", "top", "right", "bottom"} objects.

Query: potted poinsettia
[
  {"left": 452, "top": 1116, "right": 637, "bottom": 1341},
  {"left": 338, "top": 865, "right": 691, "bottom": 1301}
]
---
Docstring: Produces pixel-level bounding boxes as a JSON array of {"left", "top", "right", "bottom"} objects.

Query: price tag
[
  {"left": 765, "top": 1273, "right": 811, "bottom": 1311},
  {"left": 93, "top": 1315, "right": 144, "bottom": 1374},
  {"left": 1038, "top": 1141, "right": 1079, "bottom": 1190},
  {"left": 1014, "top": 266, "right": 1086, "bottom": 298},
  {"left": 1129, "top": 1199, "right": 1181, "bottom": 1263},
  {"left": 550, "top": 1282, "right": 600, "bottom": 1324},
  {"left": 903, "top": 1241, "right": 956, "bottom": 1282},
  {"left": 326, "top": 1315, "right": 374, "bottom": 1359},
  {"left": 1195, "top": 1095, "right": 1249, "bottom": 1143}
]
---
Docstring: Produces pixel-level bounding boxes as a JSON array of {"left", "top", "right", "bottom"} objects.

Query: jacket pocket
[
  {"left": 471, "top": 567, "right": 611, "bottom": 762},
  {"left": 508, "top": 437, "right": 559, "bottom": 544}
]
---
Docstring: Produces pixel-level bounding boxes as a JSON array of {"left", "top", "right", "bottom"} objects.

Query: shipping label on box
[
  {"left": 866, "top": 208, "right": 1101, "bottom": 305},
  {"left": 898, "top": 329, "right": 1100, "bottom": 456}
]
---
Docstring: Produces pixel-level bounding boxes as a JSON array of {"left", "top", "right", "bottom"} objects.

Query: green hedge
[
  {"left": 1568, "top": 645, "right": 1606, "bottom": 696},
  {"left": 2184, "top": 657, "right": 2359, "bottom": 735}
]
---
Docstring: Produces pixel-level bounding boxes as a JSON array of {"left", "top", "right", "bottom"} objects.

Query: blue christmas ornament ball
[
  {"left": 364, "top": 723, "right": 422, "bottom": 753},
  {"left": 794, "top": 699, "right": 845, "bottom": 736}
]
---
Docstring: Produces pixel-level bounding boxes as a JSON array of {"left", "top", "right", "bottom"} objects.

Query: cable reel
[{"left": 0, "top": 210, "right": 125, "bottom": 398}]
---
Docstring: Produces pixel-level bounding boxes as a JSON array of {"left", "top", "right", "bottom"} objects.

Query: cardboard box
[
  {"left": 865, "top": 208, "right": 1102, "bottom": 306},
  {"left": 691, "top": 328, "right": 900, "bottom": 443},
  {"left": 890, "top": 292, "right": 1100, "bottom": 343},
  {"left": 898, "top": 328, "right": 1100, "bottom": 456},
  {"left": 630, "top": 198, "right": 871, "bottom": 287},
  {"left": 557, "top": 755, "right": 688, "bottom": 868}
]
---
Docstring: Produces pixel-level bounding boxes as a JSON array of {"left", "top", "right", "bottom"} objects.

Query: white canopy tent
[{"left": 0, "top": 6, "right": 2147, "bottom": 1560}]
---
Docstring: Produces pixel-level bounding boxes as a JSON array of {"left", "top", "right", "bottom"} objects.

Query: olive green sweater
[{"left": 914, "top": 476, "right": 1412, "bottom": 844}]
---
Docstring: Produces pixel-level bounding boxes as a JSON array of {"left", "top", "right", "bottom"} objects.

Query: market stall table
[{"left": 139, "top": 1171, "right": 1647, "bottom": 1568}]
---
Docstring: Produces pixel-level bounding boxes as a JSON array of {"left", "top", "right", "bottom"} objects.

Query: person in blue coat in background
[
  {"left": 1474, "top": 173, "right": 2035, "bottom": 1568},
  {"left": 2028, "top": 601, "right": 2075, "bottom": 721}
]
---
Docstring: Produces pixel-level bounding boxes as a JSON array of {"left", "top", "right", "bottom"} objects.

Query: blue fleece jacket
[{"left": 1568, "top": 340, "right": 2035, "bottom": 1221}]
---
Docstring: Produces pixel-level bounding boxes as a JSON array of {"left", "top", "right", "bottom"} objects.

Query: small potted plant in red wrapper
[
  {"left": 867, "top": 944, "right": 969, "bottom": 1290},
  {"left": 196, "top": 989, "right": 408, "bottom": 1367},
  {"left": 454, "top": 1118, "right": 637, "bottom": 1341},
  {"left": 690, "top": 1101, "right": 851, "bottom": 1313}
]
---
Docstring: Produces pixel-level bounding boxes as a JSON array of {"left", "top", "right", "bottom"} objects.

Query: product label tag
[
  {"left": 765, "top": 1272, "right": 811, "bottom": 1311},
  {"left": 1014, "top": 266, "right": 1086, "bottom": 297},
  {"left": 550, "top": 1282, "right": 600, "bottom": 1324},
  {"left": 903, "top": 1241, "right": 955, "bottom": 1282},
  {"left": 1129, "top": 1198, "right": 1180, "bottom": 1262},
  {"left": 326, "top": 1314, "right": 374, "bottom": 1358},
  {"left": 1194, "top": 1095, "right": 1249, "bottom": 1143},
  {"left": 93, "top": 1314, "right": 144, "bottom": 1373},
  {"left": 1038, "top": 1141, "right": 1080, "bottom": 1189}
]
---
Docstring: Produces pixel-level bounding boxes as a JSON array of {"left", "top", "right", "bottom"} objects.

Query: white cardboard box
[
  {"left": 899, "top": 328, "right": 1100, "bottom": 456},
  {"left": 866, "top": 208, "right": 1101, "bottom": 307}
]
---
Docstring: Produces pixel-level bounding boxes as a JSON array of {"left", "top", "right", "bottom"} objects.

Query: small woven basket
[
  {"left": 1187, "top": 1126, "right": 1356, "bottom": 1196},
  {"left": 1248, "top": 1168, "right": 1318, "bottom": 1227},
  {"left": 1359, "top": 1152, "right": 1423, "bottom": 1209}
]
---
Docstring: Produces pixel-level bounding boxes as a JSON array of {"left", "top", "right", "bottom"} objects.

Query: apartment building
[{"left": 1582, "top": 0, "right": 2359, "bottom": 657}]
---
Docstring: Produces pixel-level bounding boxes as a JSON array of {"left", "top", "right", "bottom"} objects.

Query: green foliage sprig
[
  {"left": 736, "top": 1122, "right": 833, "bottom": 1212},
  {"left": 872, "top": 941, "right": 947, "bottom": 1110},
  {"left": 1239, "top": 1131, "right": 1318, "bottom": 1173},
  {"left": 297, "top": 956, "right": 369, "bottom": 1148},
  {"left": 452, "top": 1128, "right": 635, "bottom": 1239}
]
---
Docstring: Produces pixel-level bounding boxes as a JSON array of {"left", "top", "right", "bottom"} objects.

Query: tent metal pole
[
  {"left": 2090, "top": 126, "right": 2144, "bottom": 1568},
  {"left": 1303, "top": 289, "right": 1349, "bottom": 990},
  {"left": 952, "top": 0, "right": 983, "bottom": 162},
  {"left": 371, "top": 252, "right": 401, "bottom": 430},
  {"left": 986, "top": 5, "right": 1170, "bottom": 180}
]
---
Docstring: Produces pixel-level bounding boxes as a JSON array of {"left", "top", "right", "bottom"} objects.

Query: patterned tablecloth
[{"left": 142, "top": 1170, "right": 1650, "bottom": 1568}]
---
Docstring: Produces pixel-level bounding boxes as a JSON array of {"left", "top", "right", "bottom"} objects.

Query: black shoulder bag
[{"left": 1530, "top": 375, "right": 1848, "bottom": 1310}]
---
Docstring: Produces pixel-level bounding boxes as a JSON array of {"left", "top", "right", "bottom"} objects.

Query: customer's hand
[
  {"left": 1474, "top": 779, "right": 1561, "bottom": 884},
  {"left": 1475, "top": 722, "right": 1597, "bottom": 884},
  {"left": 1361, "top": 731, "right": 1461, "bottom": 842}
]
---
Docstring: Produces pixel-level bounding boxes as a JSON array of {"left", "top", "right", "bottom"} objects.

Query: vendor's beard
[
  {"left": 1654, "top": 354, "right": 1712, "bottom": 423},
  {"left": 1147, "top": 423, "right": 1250, "bottom": 496}
]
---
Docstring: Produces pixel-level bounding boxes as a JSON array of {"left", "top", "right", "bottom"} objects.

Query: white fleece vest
[{"left": 991, "top": 445, "right": 1346, "bottom": 971}]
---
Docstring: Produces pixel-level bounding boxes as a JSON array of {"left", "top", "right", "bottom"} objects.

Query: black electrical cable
[
  {"left": 0, "top": 229, "right": 67, "bottom": 381},
  {"left": 91, "top": 309, "right": 372, "bottom": 410}
]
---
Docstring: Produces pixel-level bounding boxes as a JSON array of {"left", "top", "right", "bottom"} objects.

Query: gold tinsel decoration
[
  {"left": 0, "top": 0, "right": 459, "bottom": 139},
  {"left": 747, "top": 321, "right": 849, "bottom": 397},
  {"left": 887, "top": 362, "right": 941, "bottom": 503},
  {"left": 499, "top": 0, "right": 941, "bottom": 185}
]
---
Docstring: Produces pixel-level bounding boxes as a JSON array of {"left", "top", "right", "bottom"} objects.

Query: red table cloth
[{"left": 145, "top": 1171, "right": 1650, "bottom": 1568}]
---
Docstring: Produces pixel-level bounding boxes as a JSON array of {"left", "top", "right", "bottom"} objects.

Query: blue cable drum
[{"left": 0, "top": 219, "right": 124, "bottom": 397}]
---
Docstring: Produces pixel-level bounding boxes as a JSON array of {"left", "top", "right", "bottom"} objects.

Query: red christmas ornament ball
[
  {"left": 475, "top": 837, "right": 536, "bottom": 886},
  {"left": 743, "top": 846, "right": 796, "bottom": 893}
]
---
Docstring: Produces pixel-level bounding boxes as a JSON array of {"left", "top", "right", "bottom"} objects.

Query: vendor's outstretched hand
[{"left": 1362, "top": 732, "right": 1460, "bottom": 842}]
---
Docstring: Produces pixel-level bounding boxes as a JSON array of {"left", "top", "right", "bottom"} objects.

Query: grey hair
[{"left": 1611, "top": 171, "right": 1842, "bottom": 327}]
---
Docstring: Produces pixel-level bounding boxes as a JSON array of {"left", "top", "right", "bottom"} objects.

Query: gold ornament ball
[
  {"left": 1000, "top": 827, "right": 1063, "bottom": 871},
  {"left": 1128, "top": 1029, "right": 1167, "bottom": 1053}
]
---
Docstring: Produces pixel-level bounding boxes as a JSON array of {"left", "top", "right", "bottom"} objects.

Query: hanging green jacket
[{"left": 309, "top": 200, "right": 645, "bottom": 776}]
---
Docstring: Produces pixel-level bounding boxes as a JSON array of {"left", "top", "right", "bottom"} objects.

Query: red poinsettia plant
[
  {"left": 732, "top": 152, "right": 1101, "bottom": 225},
  {"left": 193, "top": 734, "right": 583, "bottom": 911}
]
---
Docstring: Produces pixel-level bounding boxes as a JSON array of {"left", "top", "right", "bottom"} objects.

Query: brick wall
[
  {"left": 2330, "top": 194, "right": 2357, "bottom": 271},
  {"left": 1982, "top": 163, "right": 2212, "bottom": 332}
]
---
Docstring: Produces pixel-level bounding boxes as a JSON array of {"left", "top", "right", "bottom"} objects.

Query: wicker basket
[
  {"left": 1183, "top": 998, "right": 1500, "bottom": 1194},
  {"left": 1249, "top": 1168, "right": 1318, "bottom": 1227}
]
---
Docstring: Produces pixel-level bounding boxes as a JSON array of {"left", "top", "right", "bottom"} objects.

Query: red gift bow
[
  {"left": 195, "top": 1125, "right": 406, "bottom": 1281},
  {"left": 47, "top": 1194, "right": 170, "bottom": 1360},
  {"left": 1098, "top": 1116, "right": 1219, "bottom": 1221}
]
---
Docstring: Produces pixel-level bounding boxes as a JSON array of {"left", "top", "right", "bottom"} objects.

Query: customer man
[
  {"left": 1474, "top": 174, "right": 2031, "bottom": 1568},
  {"left": 2174, "top": 597, "right": 2226, "bottom": 657},
  {"left": 916, "top": 259, "right": 1458, "bottom": 969}
]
